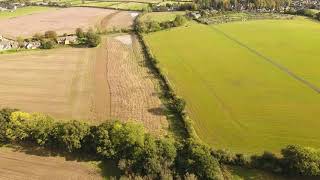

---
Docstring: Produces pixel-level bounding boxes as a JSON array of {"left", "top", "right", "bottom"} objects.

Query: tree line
[
  {"left": 195, "top": 0, "right": 293, "bottom": 11},
  {"left": 136, "top": 15, "right": 188, "bottom": 33},
  {"left": 0, "top": 108, "right": 222, "bottom": 179}
]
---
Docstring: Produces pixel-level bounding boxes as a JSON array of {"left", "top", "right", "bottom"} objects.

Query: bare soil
[
  {"left": 0, "top": 147, "right": 102, "bottom": 180},
  {"left": 0, "top": 7, "right": 117, "bottom": 38}
]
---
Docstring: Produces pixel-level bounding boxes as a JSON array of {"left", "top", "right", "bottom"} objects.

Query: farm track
[
  {"left": 210, "top": 26, "right": 320, "bottom": 94},
  {"left": 106, "top": 34, "right": 168, "bottom": 135}
]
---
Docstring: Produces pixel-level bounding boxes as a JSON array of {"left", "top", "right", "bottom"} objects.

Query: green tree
[
  {"left": 76, "top": 28, "right": 85, "bottom": 39},
  {"left": 177, "top": 139, "right": 223, "bottom": 180},
  {"left": 44, "top": 30, "right": 57, "bottom": 40},
  {"left": 54, "top": 120, "right": 90, "bottom": 152},
  {"left": 281, "top": 145, "right": 320, "bottom": 176},
  {"left": 41, "top": 39, "right": 56, "bottom": 49},
  {"left": 85, "top": 29, "right": 101, "bottom": 47},
  {"left": 173, "top": 15, "right": 187, "bottom": 27}
]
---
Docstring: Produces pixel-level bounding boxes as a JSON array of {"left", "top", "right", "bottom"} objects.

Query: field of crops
[{"left": 144, "top": 18, "right": 320, "bottom": 154}]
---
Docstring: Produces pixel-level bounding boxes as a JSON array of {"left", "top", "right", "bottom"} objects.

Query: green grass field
[
  {"left": 0, "top": 6, "right": 55, "bottom": 19},
  {"left": 144, "top": 18, "right": 320, "bottom": 154},
  {"left": 108, "top": 2, "right": 149, "bottom": 10},
  {"left": 140, "top": 11, "right": 186, "bottom": 22}
]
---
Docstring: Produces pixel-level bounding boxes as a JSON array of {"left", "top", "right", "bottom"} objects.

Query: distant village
[{"left": 291, "top": 0, "right": 320, "bottom": 10}]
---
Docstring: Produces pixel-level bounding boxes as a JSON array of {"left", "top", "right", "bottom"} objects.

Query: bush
[
  {"left": 76, "top": 28, "right": 85, "bottom": 39},
  {"left": 41, "top": 39, "right": 56, "bottom": 49},
  {"left": 176, "top": 139, "right": 223, "bottom": 180},
  {"left": 44, "top": 30, "right": 57, "bottom": 40},
  {"left": 0, "top": 108, "right": 18, "bottom": 143},
  {"left": 173, "top": 15, "right": 187, "bottom": 27},
  {"left": 251, "top": 151, "right": 282, "bottom": 173},
  {"left": 33, "top": 33, "right": 43, "bottom": 41},
  {"left": 53, "top": 120, "right": 90, "bottom": 152},
  {"left": 316, "top": 12, "right": 320, "bottom": 20},
  {"left": 281, "top": 145, "right": 320, "bottom": 176},
  {"left": 296, "top": 9, "right": 317, "bottom": 18},
  {"left": 85, "top": 29, "right": 101, "bottom": 47}
]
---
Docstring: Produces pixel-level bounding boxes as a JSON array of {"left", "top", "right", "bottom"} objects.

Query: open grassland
[
  {"left": 0, "top": 7, "right": 117, "bottom": 38},
  {"left": 140, "top": 11, "right": 186, "bottom": 23},
  {"left": 108, "top": 2, "right": 149, "bottom": 10},
  {"left": 144, "top": 18, "right": 320, "bottom": 154},
  {"left": 0, "top": 147, "right": 103, "bottom": 179},
  {"left": 0, "top": 6, "right": 55, "bottom": 19}
]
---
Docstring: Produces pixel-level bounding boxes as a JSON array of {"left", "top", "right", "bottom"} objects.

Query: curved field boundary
[{"left": 210, "top": 25, "right": 320, "bottom": 94}]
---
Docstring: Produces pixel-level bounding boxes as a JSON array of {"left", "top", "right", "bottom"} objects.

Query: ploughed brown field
[
  {"left": 0, "top": 7, "right": 135, "bottom": 38},
  {"left": 0, "top": 147, "right": 102, "bottom": 180}
]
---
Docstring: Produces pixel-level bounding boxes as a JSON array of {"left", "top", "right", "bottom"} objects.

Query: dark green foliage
[
  {"left": 316, "top": 12, "right": 320, "bottom": 20},
  {"left": 296, "top": 9, "right": 317, "bottom": 17},
  {"left": 0, "top": 108, "right": 18, "bottom": 142},
  {"left": 44, "top": 30, "right": 57, "bottom": 40},
  {"left": 33, "top": 33, "right": 43, "bottom": 41},
  {"left": 251, "top": 151, "right": 282, "bottom": 173},
  {"left": 41, "top": 39, "right": 56, "bottom": 49},
  {"left": 176, "top": 139, "right": 223, "bottom": 180},
  {"left": 136, "top": 15, "right": 187, "bottom": 33},
  {"left": 281, "top": 145, "right": 320, "bottom": 176},
  {"left": 76, "top": 28, "right": 101, "bottom": 47},
  {"left": 170, "top": 97, "right": 186, "bottom": 116},
  {"left": 85, "top": 29, "right": 101, "bottom": 47},
  {"left": 173, "top": 15, "right": 187, "bottom": 27},
  {"left": 76, "top": 28, "right": 85, "bottom": 39},
  {"left": 195, "top": 0, "right": 291, "bottom": 11},
  {"left": 53, "top": 120, "right": 90, "bottom": 152}
]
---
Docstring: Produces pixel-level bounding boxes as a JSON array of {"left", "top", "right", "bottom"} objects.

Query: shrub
[
  {"left": 173, "top": 15, "right": 187, "bottom": 27},
  {"left": 33, "top": 33, "right": 43, "bottom": 41},
  {"left": 251, "top": 151, "right": 282, "bottom": 173},
  {"left": 76, "top": 28, "right": 85, "bottom": 39},
  {"left": 316, "top": 12, "right": 320, "bottom": 20},
  {"left": 281, "top": 145, "right": 320, "bottom": 176},
  {"left": 176, "top": 139, "right": 223, "bottom": 180},
  {"left": 54, "top": 120, "right": 90, "bottom": 152},
  {"left": 0, "top": 108, "right": 18, "bottom": 143},
  {"left": 44, "top": 30, "right": 57, "bottom": 40},
  {"left": 85, "top": 29, "right": 101, "bottom": 47},
  {"left": 41, "top": 39, "right": 56, "bottom": 49},
  {"left": 90, "top": 122, "right": 115, "bottom": 158}
]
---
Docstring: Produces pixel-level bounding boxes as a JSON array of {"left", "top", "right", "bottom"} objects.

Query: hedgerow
[{"left": 0, "top": 108, "right": 223, "bottom": 179}]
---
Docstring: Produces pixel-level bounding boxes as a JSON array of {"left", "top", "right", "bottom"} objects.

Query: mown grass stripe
[{"left": 210, "top": 25, "right": 320, "bottom": 94}]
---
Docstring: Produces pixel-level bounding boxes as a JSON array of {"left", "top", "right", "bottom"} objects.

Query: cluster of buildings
[
  {"left": 0, "top": 2, "right": 25, "bottom": 12},
  {"left": 291, "top": 0, "right": 320, "bottom": 10},
  {"left": 0, "top": 35, "right": 41, "bottom": 51},
  {"left": 0, "top": 36, "right": 18, "bottom": 50},
  {"left": 0, "top": 34, "right": 78, "bottom": 51}
]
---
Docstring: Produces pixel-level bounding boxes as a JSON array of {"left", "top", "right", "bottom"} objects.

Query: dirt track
[
  {"left": 0, "top": 148, "right": 102, "bottom": 180},
  {"left": 0, "top": 7, "right": 117, "bottom": 38}
]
